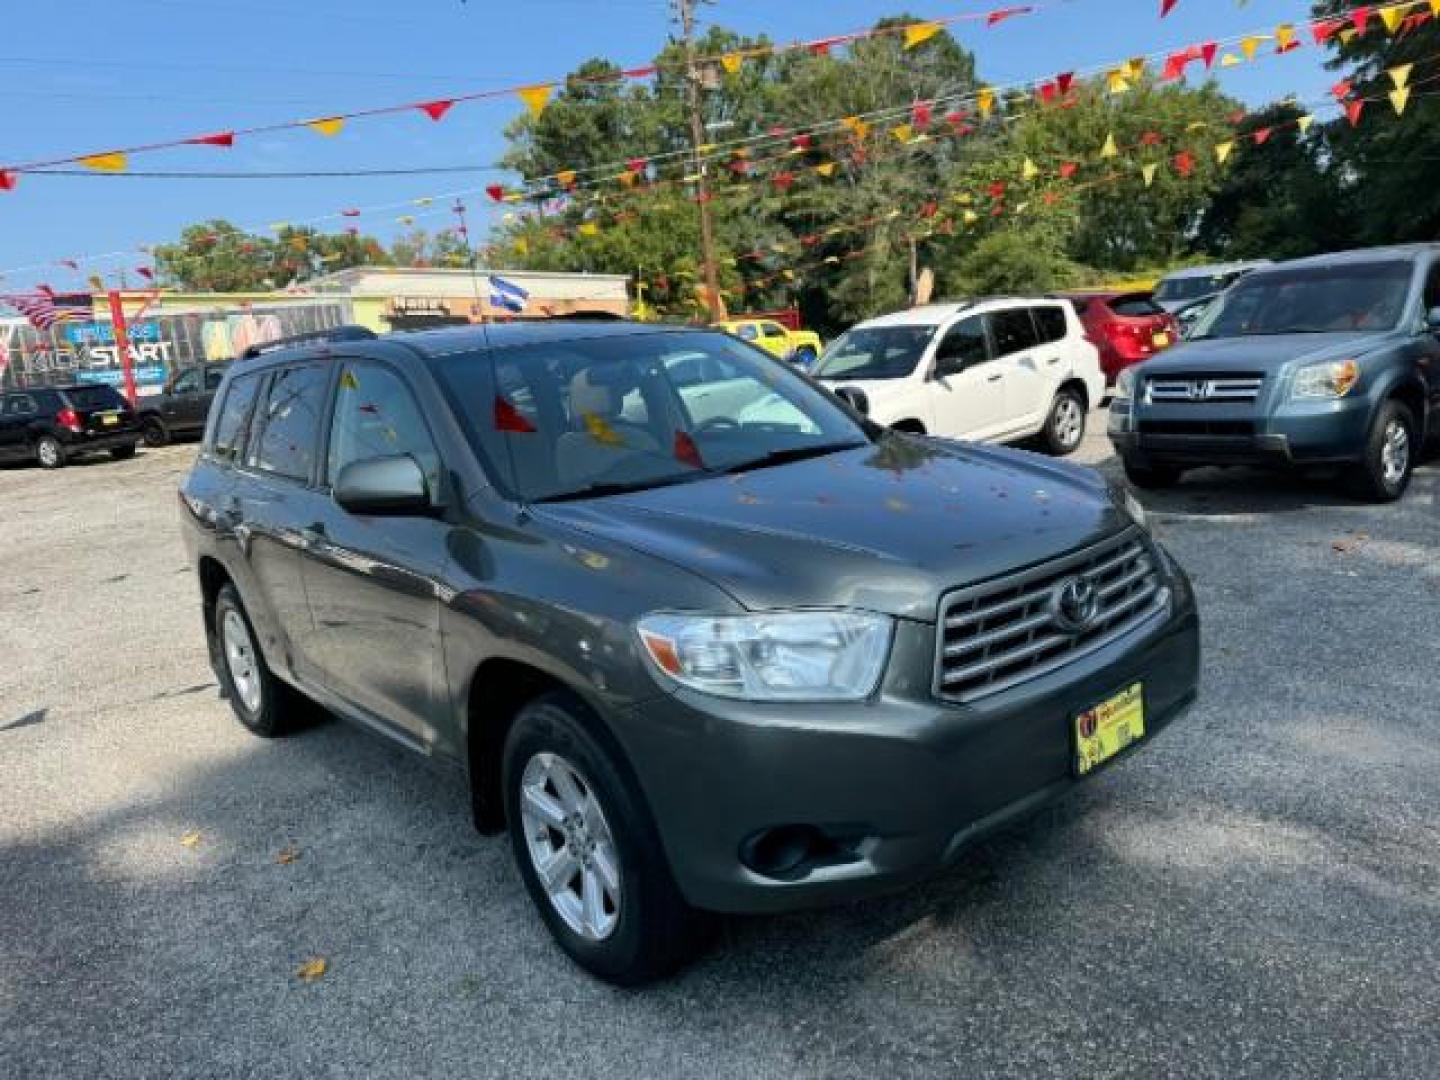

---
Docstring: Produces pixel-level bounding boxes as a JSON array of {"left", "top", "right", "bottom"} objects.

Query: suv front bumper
[
  {"left": 609, "top": 565, "right": 1200, "bottom": 914},
  {"left": 1108, "top": 394, "right": 1374, "bottom": 468}
]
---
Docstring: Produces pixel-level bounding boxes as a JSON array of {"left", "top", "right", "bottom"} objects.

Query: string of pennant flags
[
  {"left": 7, "top": 1, "right": 1439, "bottom": 291},
  {"left": 2, "top": 0, "right": 1435, "bottom": 198}
]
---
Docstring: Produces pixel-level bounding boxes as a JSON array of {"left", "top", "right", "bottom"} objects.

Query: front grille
[
  {"left": 1146, "top": 373, "right": 1263, "bottom": 404},
  {"left": 1138, "top": 419, "right": 1256, "bottom": 437},
  {"left": 935, "top": 530, "right": 1169, "bottom": 703}
]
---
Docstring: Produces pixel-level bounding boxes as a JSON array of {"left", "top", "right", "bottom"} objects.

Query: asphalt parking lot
[{"left": 2, "top": 417, "right": 1437, "bottom": 1080}]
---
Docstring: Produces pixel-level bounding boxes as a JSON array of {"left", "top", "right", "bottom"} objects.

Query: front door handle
[
  {"left": 1047, "top": 356, "right": 1060, "bottom": 366},
  {"left": 986, "top": 372, "right": 1004, "bottom": 383}
]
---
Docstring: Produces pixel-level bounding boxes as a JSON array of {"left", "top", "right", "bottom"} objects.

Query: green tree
[{"left": 154, "top": 219, "right": 386, "bottom": 291}]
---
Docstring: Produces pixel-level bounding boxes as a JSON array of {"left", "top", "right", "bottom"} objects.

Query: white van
[{"left": 812, "top": 298, "right": 1106, "bottom": 455}]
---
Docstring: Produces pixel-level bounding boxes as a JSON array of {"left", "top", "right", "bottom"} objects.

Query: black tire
[
  {"left": 1346, "top": 400, "right": 1416, "bottom": 503},
  {"left": 141, "top": 417, "right": 169, "bottom": 448},
  {"left": 213, "top": 583, "right": 300, "bottom": 737},
  {"left": 1124, "top": 459, "right": 1182, "bottom": 490},
  {"left": 1041, "top": 387, "right": 1087, "bottom": 456},
  {"left": 35, "top": 435, "right": 66, "bottom": 470},
  {"left": 503, "top": 692, "right": 701, "bottom": 985},
  {"left": 792, "top": 346, "right": 817, "bottom": 367},
  {"left": 111, "top": 444, "right": 137, "bottom": 461}
]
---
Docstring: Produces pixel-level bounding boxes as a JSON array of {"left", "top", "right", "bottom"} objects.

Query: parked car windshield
[
  {"left": 1192, "top": 260, "right": 1414, "bottom": 339},
  {"left": 1155, "top": 274, "right": 1227, "bottom": 304},
  {"left": 812, "top": 325, "right": 937, "bottom": 381},
  {"left": 62, "top": 385, "right": 128, "bottom": 410},
  {"left": 435, "top": 330, "right": 871, "bottom": 502}
]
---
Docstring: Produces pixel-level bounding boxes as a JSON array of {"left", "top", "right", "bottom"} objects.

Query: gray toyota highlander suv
[
  {"left": 180, "top": 321, "right": 1200, "bottom": 983},
  {"left": 1110, "top": 245, "right": 1440, "bottom": 501}
]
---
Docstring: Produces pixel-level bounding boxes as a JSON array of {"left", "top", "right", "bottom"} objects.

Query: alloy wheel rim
[
  {"left": 520, "top": 752, "right": 621, "bottom": 942},
  {"left": 1056, "top": 398, "right": 1084, "bottom": 447},
  {"left": 1380, "top": 419, "right": 1410, "bottom": 488},
  {"left": 38, "top": 440, "right": 58, "bottom": 466},
  {"left": 221, "top": 609, "right": 263, "bottom": 714}
]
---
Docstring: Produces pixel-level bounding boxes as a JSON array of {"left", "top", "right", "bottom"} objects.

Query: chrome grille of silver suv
[
  {"left": 1146, "top": 373, "right": 1264, "bottom": 403},
  {"left": 936, "top": 529, "right": 1170, "bottom": 703}
]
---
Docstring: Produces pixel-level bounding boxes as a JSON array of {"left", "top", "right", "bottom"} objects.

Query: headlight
[
  {"left": 1114, "top": 367, "right": 1138, "bottom": 401},
  {"left": 637, "top": 610, "right": 893, "bottom": 701},
  {"left": 1110, "top": 483, "right": 1148, "bottom": 529},
  {"left": 1292, "top": 359, "right": 1360, "bottom": 399}
]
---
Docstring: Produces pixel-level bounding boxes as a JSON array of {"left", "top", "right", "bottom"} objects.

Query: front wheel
[
  {"left": 1041, "top": 387, "right": 1087, "bottom": 455},
  {"left": 1346, "top": 400, "right": 1415, "bottom": 502},
  {"left": 504, "top": 692, "right": 701, "bottom": 985},
  {"left": 141, "top": 417, "right": 169, "bottom": 448}
]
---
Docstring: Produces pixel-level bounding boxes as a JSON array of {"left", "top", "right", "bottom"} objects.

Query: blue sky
[{"left": 0, "top": 0, "right": 1330, "bottom": 290}]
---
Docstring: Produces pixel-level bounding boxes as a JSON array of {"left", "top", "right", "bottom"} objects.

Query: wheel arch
[
  {"left": 1384, "top": 375, "right": 1428, "bottom": 440},
  {"left": 889, "top": 418, "right": 927, "bottom": 434},
  {"left": 1057, "top": 376, "right": 1091, "bottom": 411}
]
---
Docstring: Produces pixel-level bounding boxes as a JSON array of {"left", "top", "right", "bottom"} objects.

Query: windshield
[
  {"left": 812, "top": 325, "right": 937, "bottom": 381},
  {"left": 435, "top": 330, "right": 870, "bottom": 502},
  {"left": 1155, "top": 274, "right": 1229, "bottom": 303},
  {"left": 1192, "top": 260, "right": 1415, "bottom": 339},
  {"left": 63, "top": 385, "right": 128, "bottom": 411}
]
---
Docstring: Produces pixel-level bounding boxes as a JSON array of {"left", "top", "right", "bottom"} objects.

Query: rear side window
[
  {"left": 172, "top": 369, "right": 202, "bottom": 395},
  {"left": 989, "top": 309, "right": 1041, "bottom": 357},
  {"left": 4, "top": 394, "right": 37, "bottom": 416},
  {"left": 251, "top": 364, "right": 329, "bottom": 482},
  {"left": 62, "top": 385, "right": 127, "bottom": 411},
  {"left": 210, "top": 373, "right": 263, "bottom": 463},
  {"left": 1110, "top": 294, "right": 1165, "bottom": 318},
  {"left": 1032, "top": 306, "right": 1068, "bottom": 345},
  {"left": 1424, "top": 263, "right": 1440, "bottom": 312},
  {"left": 204, "top": 368, "right": 227, "bottom": 390}
]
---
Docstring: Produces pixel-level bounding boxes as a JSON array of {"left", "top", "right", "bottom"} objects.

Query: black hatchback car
[
  {"left": 0, "top": 383, "right": 141, "bottom": 468},
  {"left": 180, "top": 322, "right": 1200, "bottom": 983}
]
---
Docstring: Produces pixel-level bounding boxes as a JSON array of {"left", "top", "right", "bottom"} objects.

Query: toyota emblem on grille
[{"left": 1051, "top": 575, "right": 1099, "bottom": 634}]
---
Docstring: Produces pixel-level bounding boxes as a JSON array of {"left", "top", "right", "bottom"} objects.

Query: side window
[
  {"left": 762, "top": 322, "right": 787, "bottom": 339},
  {"left": 328, "top": 363, "right": 441, "bottom": 494},
  {"left": 5, "top": 394, "right": 36, "bottom": 416},
  {"left": 1033, "top": 306, "right": 1069, "bottom": 345},
  {"left": 210, "top": 373, "right": 262, "bottom": 463},
  {"left": 172, "top": 369, "right": 201, "bottom": 395},
  {"left": 250, "top": 364, "right": 328, "bottom": 482},
  {"left": 204, "top": 368, "right": 227, "bottom": 391},
  {"left": 736, "top": 325, "right": 759, "bottom": 341},
  {"left": 1423, "top": 263, "right": 1440, "bottom": 312},
  {"left": 935, "top": 316, "right": 989, "bottom": 373},
  {"left": 988, "top": 309, "right": 1041, "bottom": 358}
]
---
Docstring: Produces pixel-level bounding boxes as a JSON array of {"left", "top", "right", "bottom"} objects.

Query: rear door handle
[
  {"left": 986, "top": 372, "right": 1003, "bottom": 382},
  {"left": 1047, "top": 356, "right": 1061, "bottom": 366}
]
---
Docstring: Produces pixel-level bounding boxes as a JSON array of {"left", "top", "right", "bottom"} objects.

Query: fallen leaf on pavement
[
  {"left": 296, "top": 957, "right": 328, "bottom": 981},
  {"left": 179, "top": 831, "right": 202, "bottom": 848},
  {"left": 275, "top": 846, "right": 301, "bottom": 865}
]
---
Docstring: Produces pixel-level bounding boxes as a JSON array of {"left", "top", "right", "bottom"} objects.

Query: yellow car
[{"left": 714, "top": 318, "right": 823, "bottom": 366}]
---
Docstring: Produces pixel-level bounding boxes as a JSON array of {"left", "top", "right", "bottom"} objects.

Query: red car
[{"left": 1060, "top": 292, "right": 1181, "bottom": 384}]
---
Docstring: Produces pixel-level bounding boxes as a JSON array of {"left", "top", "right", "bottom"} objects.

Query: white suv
[{"left": 812, "top": 298, "right": 1105, "bottom": 455}]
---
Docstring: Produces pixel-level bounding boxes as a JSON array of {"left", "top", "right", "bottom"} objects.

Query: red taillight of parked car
[{"left": 55, "top": 407, "right": 83, "bottom": 432}]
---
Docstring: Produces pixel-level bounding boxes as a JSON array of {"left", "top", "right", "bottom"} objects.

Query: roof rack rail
[{"left": 240, "top": 324, "right": 378, "bottom": 360}]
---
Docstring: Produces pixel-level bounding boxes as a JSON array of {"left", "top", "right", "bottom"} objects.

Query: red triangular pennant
[
  {"left": 494, "top": 397, "right": 536, "bottom": 433},
  {"left": 1056, "top": 71, "right": 1075, "bottom": 95},
  {"left": 911, "top": 101, "right": 933, "bottom": 128},
  {"left": 1174, "top": 150, "right": 1195, "bottom": 177},
  {"left": 187, "top": 131, "right": 235, "bottom": 148},
  {"left": 1161, "top": 0, "right": 1180, "bottom": 15},
  {"left": 1200, "top": 41, "right": 1218, "bottom": 69},
  {"left": 1252, "top": 127, "right": 1273, "bottom": 146},
  {"left": 485, "top": 184, "right": 506, "bottom": 202},
  {"left": 0, "top": 170, "right": 16, "bottom": 191},
  {"left": 674, "top": 431, "right": 704, "bottom": 469},
  {"left": 418, "top": 100, "right": 455, "bottom": 122},
  {"left": 1346, "top": 99, "right": 1365, "bottom": 127}
]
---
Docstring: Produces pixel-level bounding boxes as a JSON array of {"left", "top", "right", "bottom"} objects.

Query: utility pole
[{"left": 675, "top": 0, "right": 725, "bottom": 322}]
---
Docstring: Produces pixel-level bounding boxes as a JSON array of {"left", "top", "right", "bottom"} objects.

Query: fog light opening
[{"left": 740, "top": 825, "right": 857, "bottom": 880}]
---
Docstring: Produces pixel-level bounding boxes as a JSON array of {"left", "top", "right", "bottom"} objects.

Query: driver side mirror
[{"left": 334, "top": 454, "right": 436, "bottom": 517}]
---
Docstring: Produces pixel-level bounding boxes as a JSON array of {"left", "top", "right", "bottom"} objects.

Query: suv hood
[
  {"left": 1144, "top": 331, "right": 1392, "bottom": 373},
  {"left": 537, "top": 437, "right": 1129, "bottom": 621}
]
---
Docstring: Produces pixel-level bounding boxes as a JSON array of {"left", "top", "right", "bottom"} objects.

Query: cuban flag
[{"left": 488, "top": 275, "right": 529, "bottom": 314}]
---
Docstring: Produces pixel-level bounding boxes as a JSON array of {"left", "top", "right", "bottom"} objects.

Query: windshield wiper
[
  {"left": 535, "top": 471, "right": 711, "bottom": 503},
  {"left": 720, "top": 441, "right": 866, "bottom": 476}
]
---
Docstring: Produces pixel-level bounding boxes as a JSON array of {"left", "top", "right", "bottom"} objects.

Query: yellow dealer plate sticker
[
  {"left": 1152, "top": 331, "right": 1171, "bottom": 348},
  {"left": 101, "top": 413, "right": 119, "bottom": 426},
  {"left": 1075, "top": 683, "right": 1145, "bottom": 776}
]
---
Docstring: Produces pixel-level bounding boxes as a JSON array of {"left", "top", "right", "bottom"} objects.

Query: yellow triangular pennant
[
  {"left": 556, "top": 169, "right": 577, "bottom": 187},
  {"left": 891, "top": 124, "right": 914, "bottom": 144},
  {"left": 1215, "top": 140, "right": 1236, "bottom": 164},
  {"left": 903, "top": 21, "right": 943, "bottom": 49},
  {"left": 841, "top": 116, "right": 871, "bottom": 140},
  {"left": 1107, "top": 70, "right": 1130, "bottom": 95},
  {"left": 1431, "top": 0, "right": 1440, "bottom": 16},
  {"left": 720, "top": 53, "right": 743, "bottom": 75},
  {"left": 962, "top": 209, "right": 979, "bottom": 224},
  {"left": 977, "top": 87, "right": 996, "bottom": 118},
  {"left": 816, "top": 162, "right": 837, "bottom": 177},
  {"left": 1021, "top": 157, "right": 1039, "bottom": 180},
  {"left": 577, "top": 221, "right": 599, "bottom": 237},
  {"left": 1142, "top": 163, "right": 1159, "bottom": 187},
  {"left": 1390, "top": 85, "right": 1412, "bottom": 115},
  {"left": 1125, "top": 58, "right": 1146, "bottom": 79},
  {"left": 1275, "top": 23, "right": 1296, "bottom": 50},
  {"left": 1240, "top": 36, "right": 1265, "bottom": 60},
  {"left": 1389, "top": 64, "right": 1413, "bottom": 91},
  {"left": 1379, "top": 5, "right": 1404, "bottom": 33},
  {"left": 1298, "top": 114, "right": 1315, "bottom": 134},
  {"left": 307, "top": 117, "right": 344, "bottom": 137},
  {"left": 1220, "top": 53, "right": 1242, "bottom": 68},
  {"left": 79, "top": 151, "right": 127, "bottom": 172},
  {"left": 1339, "top": 27, "right": 1357, "bottom": 44},
  {"left": 1100, "top": 132, "right": 1118, "bottom": 159},
  {"left": 517, "top": 84, "right": 555, "bottom": 117}
]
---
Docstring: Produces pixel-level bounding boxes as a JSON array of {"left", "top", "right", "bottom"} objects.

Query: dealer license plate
[
  {"left": 100, "top": 412, "right": 119, "bottom": 426},
  {"left": 1152, "top": 331, "right": 1171, "bottom": 348},
  {"left": 1075, "top": 683, "right": 1145, "bottom": 776}
]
